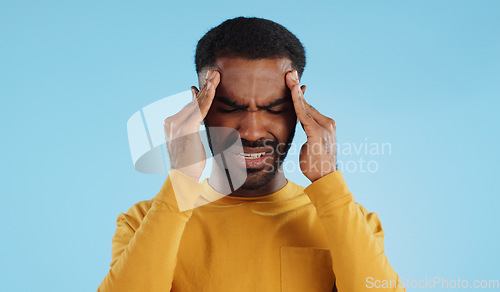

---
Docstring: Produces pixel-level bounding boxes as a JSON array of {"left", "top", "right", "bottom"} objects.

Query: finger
[
  {"left": 195, "top": 69, "right": 215, "bottom": 104},
  {"left": 173, "top": 87, "right": 207, "bottom": 122},
  {"left": 287, "top": 77, "right": 333, "bottom": 129},
  {"left": 285, "top": 70, "right": 319, "bottom": 131},
  {"left": 296, "top": 86, "right": 334, "bottom": 128},
  {"left": 182, "top": 69, "right": 220, "bottom": 126},
  {"left": 197, "top": 70, "right": 220, "bottom": 118},
  {"left": 177, "top": 70, "right": 218, "bottom": 122}
]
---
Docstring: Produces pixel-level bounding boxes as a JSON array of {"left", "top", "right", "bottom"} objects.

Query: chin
[{"left": 239, "top": 166, "right": 278, "bottom": 190}]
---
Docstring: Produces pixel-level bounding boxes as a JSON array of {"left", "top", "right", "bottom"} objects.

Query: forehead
[{"left": 213, "top": 57, "right": 293, "bottom": 103}]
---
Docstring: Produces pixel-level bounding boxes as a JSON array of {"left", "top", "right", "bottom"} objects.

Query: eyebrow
[{"left": 216, "top": 96, "right": 290, "bottom": 109}]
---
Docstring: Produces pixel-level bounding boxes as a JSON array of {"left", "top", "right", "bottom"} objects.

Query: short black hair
[{"left": 195, "top": 17, "right": 306, "bottom": 77}]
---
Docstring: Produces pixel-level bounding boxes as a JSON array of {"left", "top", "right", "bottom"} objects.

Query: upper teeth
[{"left": 238, "top": 152, "right": 266, "bottom": 159}]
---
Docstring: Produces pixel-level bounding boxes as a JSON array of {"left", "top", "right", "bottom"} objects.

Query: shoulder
[{"left": 116, "top": 199, "right": 154, "bottom": 230}]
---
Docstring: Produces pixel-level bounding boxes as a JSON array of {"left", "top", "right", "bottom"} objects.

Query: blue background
[{"left": 1, "top": 0, "right": 499, "bottom": 291}]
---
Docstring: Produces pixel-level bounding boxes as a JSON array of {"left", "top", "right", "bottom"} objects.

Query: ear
[{"left": 191, "top": 86, "right": 200, "bottom": 100}]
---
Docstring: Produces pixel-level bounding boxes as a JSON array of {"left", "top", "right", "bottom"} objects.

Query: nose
[{"left": 238, "top": 110, "right": 267, "bottom": 142}]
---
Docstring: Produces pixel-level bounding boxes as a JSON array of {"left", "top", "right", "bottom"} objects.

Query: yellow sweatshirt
[{"left": 98, "top": 169, "right": 405, "bottom": 292}]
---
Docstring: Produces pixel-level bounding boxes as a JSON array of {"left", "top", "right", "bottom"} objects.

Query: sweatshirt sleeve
[
  {"left": 304, "top": 170, "right": 405, "bottom": 292},
  {"left": 97, "top": 169, "right": 201, "bottom": 292}
]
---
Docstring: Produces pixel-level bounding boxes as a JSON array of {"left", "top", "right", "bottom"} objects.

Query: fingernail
[
  {"left": 293, "top": 70, "right": 299, "bottom": 81},
  {"left": 206, "top": 69, "right": 212, "bottom": 80}
]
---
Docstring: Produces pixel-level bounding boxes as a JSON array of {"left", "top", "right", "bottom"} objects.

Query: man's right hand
[{"left": 163, "top": 69, "right": 220, "bottom": 181}]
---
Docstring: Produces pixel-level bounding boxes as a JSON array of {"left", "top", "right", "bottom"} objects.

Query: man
[{"left": 98, "top": 17, "right": 405, "bottom": 292}]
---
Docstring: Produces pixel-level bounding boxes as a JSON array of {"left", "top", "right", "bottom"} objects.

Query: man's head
[
  {"left": 194, "top": 17, "right": 306, "bottom": 191},
  {"left": 195, "top": 17, "right": 306, "bottom": 81}
]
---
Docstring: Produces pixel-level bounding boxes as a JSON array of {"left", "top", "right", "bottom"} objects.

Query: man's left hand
[{"left": 286, "top": 70, "right": 337, "bottom": 183}]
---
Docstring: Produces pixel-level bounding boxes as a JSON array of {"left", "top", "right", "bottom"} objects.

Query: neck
[{"left": 208, "top": 165, "right": 287, "bottom": 198}]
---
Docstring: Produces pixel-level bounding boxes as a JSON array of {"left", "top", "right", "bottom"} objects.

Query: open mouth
[
  {"left": 227, "top": 149, "right": 274, "bottom": 169},
  {"left": 236, "top": 152, "right": 268, "bottom": 159}
]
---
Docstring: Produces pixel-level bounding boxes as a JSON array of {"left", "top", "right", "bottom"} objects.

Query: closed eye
[
  {"left": 218, "top": 106, "right": 284, "bottom": 114},
  {"left": 219, "top": 108, "right": 240, "bottom": 113},
  {"left": 266, "top": 109, "right": 283, "bottom": 114}
]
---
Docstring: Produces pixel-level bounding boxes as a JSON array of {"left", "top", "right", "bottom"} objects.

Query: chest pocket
[{"left": 280, "top": 247, "right": 336, "bottom": 292}]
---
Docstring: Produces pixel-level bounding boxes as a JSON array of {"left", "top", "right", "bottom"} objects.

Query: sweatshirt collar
[{"left": 200, "top": 178, "right": 298, "bottom": 206}]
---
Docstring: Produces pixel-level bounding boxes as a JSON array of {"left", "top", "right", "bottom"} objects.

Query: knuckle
[{"left": 163, "top": 117, "right": 177, "bottom": 129}]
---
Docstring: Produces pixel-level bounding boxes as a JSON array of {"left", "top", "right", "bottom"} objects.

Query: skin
[
  {"left": 164, "top": 57, "right": 337, "bottom": 199},
  {"left": 199, "top": 58, "right": 298, "bottom": 197}
]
